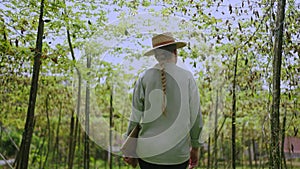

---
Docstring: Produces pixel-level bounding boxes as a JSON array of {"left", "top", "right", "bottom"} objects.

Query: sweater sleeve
[
  {"left": 189, "top": 77, "right": 203, "bottom": 148},
  {"left": 125, "top": 77, "right": 144, "bottom": 137}
]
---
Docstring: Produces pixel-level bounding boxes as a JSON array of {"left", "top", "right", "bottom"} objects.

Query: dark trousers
[{"left": 138, "top": 159, "right": 189, "bottom": 169}]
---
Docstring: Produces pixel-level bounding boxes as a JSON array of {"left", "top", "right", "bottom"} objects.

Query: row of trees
[{"left": 0, "top": 0, "right": 299, "bottom": 168}]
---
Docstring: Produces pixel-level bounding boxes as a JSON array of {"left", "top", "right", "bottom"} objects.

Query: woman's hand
[
  {"left": 189, "top": 147, "right": 199, "bottom": 169},
  {"left": 123, "top": 156, "right": 138, "bottom": 168}
]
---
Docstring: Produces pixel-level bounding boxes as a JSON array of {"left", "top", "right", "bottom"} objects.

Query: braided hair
[{"left": 154, "top": 44, "right": 176, "bottom": 115}]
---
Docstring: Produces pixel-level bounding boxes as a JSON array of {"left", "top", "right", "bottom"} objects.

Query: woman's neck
[{"left": 160, "top": 56, "right": 177, "bottom": 64}]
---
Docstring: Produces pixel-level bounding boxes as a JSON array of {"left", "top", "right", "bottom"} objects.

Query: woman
[{"left": 124, "top": 32, "right": 203, "bottom": 169}]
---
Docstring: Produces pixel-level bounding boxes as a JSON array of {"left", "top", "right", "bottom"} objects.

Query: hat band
[{"left": 153, "top": 40, "right": 175, "bottom": 48}]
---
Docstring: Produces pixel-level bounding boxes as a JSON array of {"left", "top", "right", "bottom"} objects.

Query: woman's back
[{"left": 130, "top": 63, "right": 201, "bottom": 165}]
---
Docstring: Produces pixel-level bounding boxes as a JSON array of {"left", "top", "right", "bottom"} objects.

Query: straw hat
[{"left": 144, "top": 32, "right": 187, "bottom": 56}]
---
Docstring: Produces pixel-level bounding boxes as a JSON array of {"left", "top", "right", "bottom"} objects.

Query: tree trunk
[
  {"left": 77, "top": 124, "right": 82, "bottom": 169},
  {"left": 109, "top": 85, "right": 113, "bottom": 169},
  {"left": 241, "top": 123, "right": 245, "bottom": 169},
  {"left": 68, "top": 112, "right": 75, "bottom": 166},
  {"left": 64, "top": 1, "right": 82, "bottom": 166},
  {"left": 207, "top": 136, "right": 211, "bottom": 169},
  {"left": 213, "top": 90, "right": 219, "bottom": 169},
  {"left": 221, "top": 133, "right": 226, "bottom": 168},
  {"left": 53, "top": 102, "right": 62, "bottom": 169},
  {"left": 248, "top": 141, "right": 253, "bottom": 169},
  {"left": 270, "top": 0, "right": 286, "bottom": 168},
  {"left": 42, "top": 94, "right": 51, "bottom": 169},
  {"left": 232, "top": 50, "right": 239, "bottom": 169},
  {"left": 252, "top": 138, "right": 258, "bottom": 168},
  {"left": 84, "top": 55, "right": 91, "bottom": 169},
  {"left": 68, "top": 113, "right": 75, "bottom": 168},
  {"left": 15, "top": 0, "right": 44, "bottom": 168},
  {"left": 0, "top": 125, "right": 2, "bottom": 149},
  {"left": 31, "top": 130, "right": 45, "bottom": 165}
]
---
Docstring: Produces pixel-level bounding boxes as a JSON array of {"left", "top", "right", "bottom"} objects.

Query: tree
[
  {"left": 15, "top": 0, "right": 45, "bottom": 168},
  {"left": 84, "top": 55, "right": 91, "bottom": 169},
  {"left": 270, "top": 0, "right": 286, "bottom": 168},
  {"left": 231, "top": 51, "right": 238, "bottom": 169}
]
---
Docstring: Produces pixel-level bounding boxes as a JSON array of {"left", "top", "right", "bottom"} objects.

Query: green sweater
[{"left": 126, "top": 62, "right": 203, "bottom": 165}]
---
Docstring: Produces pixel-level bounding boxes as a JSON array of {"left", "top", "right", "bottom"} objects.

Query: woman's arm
[{"left": 125, "top": 77, "right": 144, "bottom": 137}]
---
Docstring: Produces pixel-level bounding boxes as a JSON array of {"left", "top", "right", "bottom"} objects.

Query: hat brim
[{"left": 144, "top": 41, "right": 187, "bottom": 56}]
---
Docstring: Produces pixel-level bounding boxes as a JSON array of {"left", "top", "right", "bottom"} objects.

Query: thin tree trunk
[
  {"left": 109, "top": 85, "right": 113, "bottom": 169},
  {"left": 42, "top": 94, "right": 51, "bottom": 169},
  {"left": 77, "top": 131, "right": 81, "bottom": 169},
  {"left": 37, "top": 131, "right": 46, "bottom": 168},
  {"left": 68, "top": 114, "right": 75, "bottom": 168},
  {"left": 216, "top": 117, "right": 227, "bottom": 140},
  {"left": 270, "top": 0, "right": 286, "bottom": 168},
  {"left": 0, "top": 126, "right": 2, "bottom": 149},
  {"left": 207, "top": 136, "right": 211, "bottom": 169},
  {"left": 232, "top": 50, "right": 239, "bottom": 169},
  {"left": 74, "top": 98, "right": 81, "bottom": 168},
  {"left": 15, "top": 1, "right": 44, "bottom": 168},
  {"left": 252, "top": 138, "right": 258, "bottom": 168},
  {"left": 258, "top": 137, "right": 262, "bottom": 169},
  {"left": 68, "top": 66, "right": 81, "bottom": 169},
  {"left": 242, "top": 123, "right": 245, "bottom": 169},
  {"left": 221, "top": 133, "right": 226, "bottom": 168},
  {"left": 248, "top": 141, "right": 253, "bottom": 169},
  {"left": 63, "top": 0, "right": 82, "bottom": 167},
  {"left": 92, "top": 142, "right": 96, "bottom": 169},
  {"left": 84, "top": 55, "right": 91, "bottom": 169},
  {"left": 264, "top": 134, "right": 269, "bottom": 169},
  {"left": 77, "top": 124, "right": 82, "bottom": 169},
  {"left": 31, "top": 130, "right": 45, "bottom": 165},
  {"left": 213, "top": 90, "right": 219, "bottom": 169},
  {"left": 53, "top": 102, "right": 62, "bottom": 169}
]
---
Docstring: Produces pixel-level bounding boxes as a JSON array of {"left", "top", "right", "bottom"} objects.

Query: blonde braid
[{"left": 160, "top": 63, "right": 167, "bottom": 115}]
